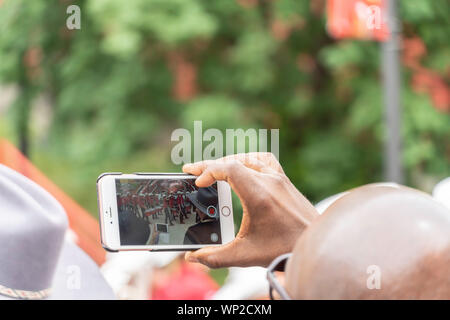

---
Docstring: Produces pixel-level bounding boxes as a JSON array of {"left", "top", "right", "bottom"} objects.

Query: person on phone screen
[
  {"left": 119, "top": 206, "right": 151, "bottom": 245},
  {"left": 183, "top": 187, "right": 222, "bottom": 245},
  {"left": 162, "top": 191, "right": 175, "bottom": 226}
]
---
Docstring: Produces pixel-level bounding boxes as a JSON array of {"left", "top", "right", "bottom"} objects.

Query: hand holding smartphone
[{"left": 97, "top": 173, "right": 234, "bottom": 252}]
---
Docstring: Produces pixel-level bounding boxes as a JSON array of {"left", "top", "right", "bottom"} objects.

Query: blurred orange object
[
  {"left": 327, "top": 0, "right": 389, "bottom": 41},
  {"left": 403, "top": 37, "right": 450, "bottom": 113},
  {"left": 168, "top": 51, "right": 197, "bottom": 103},
  {"left": 151, "top": 261, "right": 219, "bottom": 300},
  {"left": 0, "top": 139, "right": 106, "bottom": 265}
]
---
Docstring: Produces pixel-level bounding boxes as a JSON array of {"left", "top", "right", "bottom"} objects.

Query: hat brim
[
  {"left": 186, "top": 192, "right": 209, "bottom": 216},
  {"left": 0, "top": 239, "right": 115, "bottom": 300}
]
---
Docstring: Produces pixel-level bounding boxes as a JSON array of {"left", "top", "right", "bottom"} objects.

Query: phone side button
[{"left": 221, "top": 206, "right": 231, "bottom": 217}]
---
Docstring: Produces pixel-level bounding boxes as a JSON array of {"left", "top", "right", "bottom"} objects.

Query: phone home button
[{"left": 221, "top": 206, "right": 231, "bottom": 217}]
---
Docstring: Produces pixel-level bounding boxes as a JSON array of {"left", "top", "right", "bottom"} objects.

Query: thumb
[{"left": 184, "top": 238, "right": 246, "bottom": 269}]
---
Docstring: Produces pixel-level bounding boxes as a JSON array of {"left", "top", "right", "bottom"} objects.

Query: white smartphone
[{"left": 97, "top": 173, "right": 234, "bottom": 252}]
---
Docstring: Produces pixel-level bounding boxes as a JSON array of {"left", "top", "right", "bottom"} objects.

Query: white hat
[{"left": 0, "top": 164, "right": 115, "bottom": 300}]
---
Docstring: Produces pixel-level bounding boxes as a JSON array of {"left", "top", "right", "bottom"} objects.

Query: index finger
[
  {"left": 183, "top": 153, "right": 279, "bottom": 175},
  {"left": 183, "top": 159, "right": 259, "bottom": 202},
  {"left": 227, "top": 152, "right": 284, "bottom": 174}
]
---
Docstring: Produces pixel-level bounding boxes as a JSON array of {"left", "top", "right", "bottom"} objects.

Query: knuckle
[
  {"left": 270, "top": 173, "right": 286, "bottom": 186},
  {"left": 203, "top": 256, "right": 221, "bottom": 269},
  {"left": 267, "top": 152, "right": 281, "bottom": 166},
  {"left": 226, "top": 159, "right": 243, "bottom": 172},
  {"left": 203, "top": 159, "right": 215, "bottom": 168},
  {"left": 200, "top": 168, "right": 212, "bottom": 181},
  {"left": 264, "top": 152, "right": 276, "bottom": 161}
]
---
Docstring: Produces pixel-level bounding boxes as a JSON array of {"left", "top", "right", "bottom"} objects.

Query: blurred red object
[
  {"left": 402, "top": 37, "right": 427, "bottom": 69},
  {"left": 327, "top": 0, "right": 389, "bottom": 41},
  {"left": 168, "top": 51, "right": 197, "bottom": 103},
  {"left": 403, "top": 37, "right": 450, "bottom": 112},
  {"left": 271, "top": 19, "right": 292, "bottom": 41},
  {"left": 236, "top": 0, "right": 258, "bottom": 9},
  {"left": 151, "top": 261, "right": 219, "bottom": 300},
  {"left": 0, "top": 139, "right": 106, "bottom": 265}
]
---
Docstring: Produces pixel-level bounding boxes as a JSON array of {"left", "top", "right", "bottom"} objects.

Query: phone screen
[{"left": 115, "top": 178, "right": 222, "bottom": 246}]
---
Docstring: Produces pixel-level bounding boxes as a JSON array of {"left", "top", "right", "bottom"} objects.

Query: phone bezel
[{"left": 97, "top": 173, "right": 234, "bottom": 251}]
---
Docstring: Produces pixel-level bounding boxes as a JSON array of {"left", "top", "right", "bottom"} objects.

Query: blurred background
[{"left": 0, "top": 0, "right": 448, "bottom": 299}]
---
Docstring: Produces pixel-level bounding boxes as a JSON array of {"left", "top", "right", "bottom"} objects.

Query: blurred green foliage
[{"left": 0, "top": 0, "right": 449, "bottom": 222}]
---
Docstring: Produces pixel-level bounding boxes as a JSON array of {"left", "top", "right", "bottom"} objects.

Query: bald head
[{"left": 285, "top": 185, "right": 450, "bottom": 299}]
